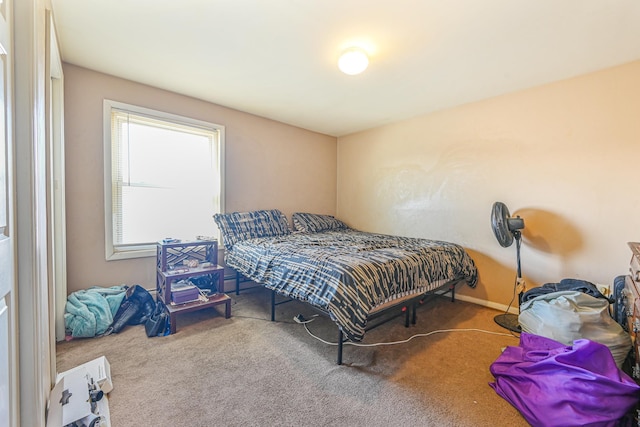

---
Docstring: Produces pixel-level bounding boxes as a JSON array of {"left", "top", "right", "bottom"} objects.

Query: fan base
[{"left": 494, "top": 313, "right": 521, "bottom": 333}]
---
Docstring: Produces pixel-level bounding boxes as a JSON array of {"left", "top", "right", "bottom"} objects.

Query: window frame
[{"left": 103, "top": 99, "right": 225, "bottom": 260}]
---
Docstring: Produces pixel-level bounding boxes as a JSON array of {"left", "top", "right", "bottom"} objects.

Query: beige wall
[
  {"left": 64, "top": 64, "right": 337, "bottom": 293},
  {"left": 65, "top": 60, "right": 640, "bottom": 309},
  {"left": 337, "top": 60, "right": 640, "bottom": 310}
]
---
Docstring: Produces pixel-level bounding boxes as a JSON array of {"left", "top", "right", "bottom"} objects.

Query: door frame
[{"left": 14, "top": 0, "right": 54, "bottom": 425}]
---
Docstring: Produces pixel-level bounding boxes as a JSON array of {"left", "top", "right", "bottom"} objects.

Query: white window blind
[{"left": 105, "top": 101, "right": 224, "bottom": 260}]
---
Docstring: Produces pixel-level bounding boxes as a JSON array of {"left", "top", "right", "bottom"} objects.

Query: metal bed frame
[{"left": 234, "top": 272, "right": 461, "bottom": 365}]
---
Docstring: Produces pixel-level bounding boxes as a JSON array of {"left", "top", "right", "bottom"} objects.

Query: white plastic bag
[{"left": 519, "top": 290, "right": 631, "bottom": 367}]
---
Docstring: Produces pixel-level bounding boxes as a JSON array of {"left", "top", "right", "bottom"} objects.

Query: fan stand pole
[{"left": 494, "top": 232, "right": 523, "bottom": 333}]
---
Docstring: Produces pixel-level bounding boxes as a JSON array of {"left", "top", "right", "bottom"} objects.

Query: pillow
[
  {"left": 213, "top": 209, "right": 291, "bottom": 250},
  {"left": 292, "top": 213, "right": 348, "bottom": 233}
]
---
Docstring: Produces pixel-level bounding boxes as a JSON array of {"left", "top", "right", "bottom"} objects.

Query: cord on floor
[{"left": 293, "top": 314, "right": 517, "bottom": 347}]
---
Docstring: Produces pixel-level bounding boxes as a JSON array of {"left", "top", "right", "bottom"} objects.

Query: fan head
[{"left": 491, "top": 202, "right": 524, "bottom": 248}]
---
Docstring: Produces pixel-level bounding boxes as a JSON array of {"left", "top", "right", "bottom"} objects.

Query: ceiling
[{"left": 50, "top": 0, "right": 640, "bottom": 137}]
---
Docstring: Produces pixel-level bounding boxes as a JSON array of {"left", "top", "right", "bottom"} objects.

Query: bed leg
[
  {"left": 404, "top": 306, "right": 410, "bottom": 327},
  {"left": 411, "top": 301, "right": 417, "bottom": 325},
  {"left": 270, "top": 290, "right": 276, "bottom": 321},
  {"left": 236, "top": 271, "right": 241, "bottom": 295},
  {"left": 450, "top": 283, "right": 456, "bottom": 302},
  {"left": 337, "top": 329, "right": 343, "bottom": 365}
]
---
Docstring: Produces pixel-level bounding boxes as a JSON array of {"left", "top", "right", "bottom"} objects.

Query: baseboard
[{"left": 455, "top": 293, "right": 519, "bottom": 315}]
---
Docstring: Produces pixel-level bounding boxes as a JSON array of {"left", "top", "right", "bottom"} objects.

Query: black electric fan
[{"left": 491, "top": 201, "right": 525, "bottom": 333}]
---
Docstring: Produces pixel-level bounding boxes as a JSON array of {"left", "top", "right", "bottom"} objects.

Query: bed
[{"left": 214, "top": 210, "right": 478, "bottom": 364}]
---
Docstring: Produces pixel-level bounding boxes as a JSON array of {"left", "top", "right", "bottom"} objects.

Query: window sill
[{"left": 106, "top": 246, "right": 155, "bottom": 261}]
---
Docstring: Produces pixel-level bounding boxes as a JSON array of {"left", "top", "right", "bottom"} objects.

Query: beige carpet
[{"left": 56, "top": 287, "right": 528, "bottom": 426}]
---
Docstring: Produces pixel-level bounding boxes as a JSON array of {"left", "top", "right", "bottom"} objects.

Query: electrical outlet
[{"left": 596, "top": 283, "right": 611, "bottom": 298}]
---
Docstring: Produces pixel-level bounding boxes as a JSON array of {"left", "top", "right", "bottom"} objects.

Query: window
[{"left": 104, "top": 100, "right": 224, "bottom": 260}]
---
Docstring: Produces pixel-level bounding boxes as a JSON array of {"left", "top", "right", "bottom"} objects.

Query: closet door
[{"left": 0, "top": 0, "right": 15, "bottom": 425}]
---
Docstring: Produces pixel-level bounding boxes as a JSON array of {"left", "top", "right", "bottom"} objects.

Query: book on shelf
[{"left": 171, "top": 280, "right": 201, "bottom": 304}]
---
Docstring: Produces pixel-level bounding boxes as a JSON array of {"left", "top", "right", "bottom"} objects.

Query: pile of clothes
[
  {"left": 64, "top": 285, "right": 156, "bottom": 338},
  {"left": 490, "top": 278, "right": 640, "bottom": 426},
  {"left": 518, "top": 278, "right": 630, "bottom": 367}
]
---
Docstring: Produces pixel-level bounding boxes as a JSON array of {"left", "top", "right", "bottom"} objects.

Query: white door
[{"left": 0, "top": 0, "right": 15, "bottom": 425}]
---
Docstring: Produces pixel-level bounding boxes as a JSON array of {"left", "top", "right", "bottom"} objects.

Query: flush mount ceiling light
[{"left": 338, "top": 47, "right": 369, "bottom": 75}]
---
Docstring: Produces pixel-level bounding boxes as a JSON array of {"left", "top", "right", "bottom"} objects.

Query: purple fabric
[{"left": 490, "top": 333, "right": 640, "bottom": 427}]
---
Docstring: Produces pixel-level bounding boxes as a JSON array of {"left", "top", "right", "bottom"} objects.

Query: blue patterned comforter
[{"left": 225, "top": 229, "right": 478, "bottom": 341}]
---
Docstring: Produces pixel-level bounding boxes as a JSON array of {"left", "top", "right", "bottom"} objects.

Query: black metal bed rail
[
  {"left": 232, "top": 271, "right": 258, "bottom": 295},
  {"left": 233, "top": 269, "right": 462, "bottom": 365},
  {"left": 334, "top": 281, "right": 459, "bottom": 364}
]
